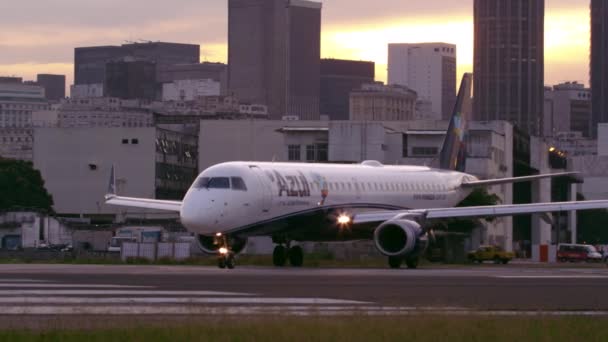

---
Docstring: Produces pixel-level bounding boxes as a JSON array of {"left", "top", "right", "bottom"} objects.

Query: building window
[
  {"left": 316, "top": 144, "right": 328, "bottom": 162},
  {"left": 131, "top": 139, "right": 139, "bottom": 144},
  {"left": 122, "top": 139, "right": 129, "bottom": 144},
  {"left": 288, "top": 145, "right": 301, "bottom": 161},
  {"left": 412, "top": 147, "right": 439, "bottom": 156},
  {"left": 306, "top": 145, "right": 315, "bottom": 161}
]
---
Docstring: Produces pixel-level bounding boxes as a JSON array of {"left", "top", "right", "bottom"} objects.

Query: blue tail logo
[{"left": 439, "top": 73, "right": 472, "bottom": 172}]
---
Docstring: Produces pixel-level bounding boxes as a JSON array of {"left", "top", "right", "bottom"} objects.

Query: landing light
[
  {"left": 215, "top": 232, "right": 223, "bottom": 237},
  {"left": 219, "top": 247, "right": 229, "bottom": 255},
  {"left": 337, "top": 215, "right": 351, "bottom": 225}
]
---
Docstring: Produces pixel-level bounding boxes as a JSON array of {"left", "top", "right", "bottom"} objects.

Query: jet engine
[
  {"left": 196, "top": 234, "right": 248, "bottom": 255},
  {"left": 373, "top": 220, "right": 424, "bottom": 257}
]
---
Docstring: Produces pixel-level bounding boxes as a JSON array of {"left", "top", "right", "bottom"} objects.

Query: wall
[{"left": 33, "top": 127, "right": 157, "bottom": 215}]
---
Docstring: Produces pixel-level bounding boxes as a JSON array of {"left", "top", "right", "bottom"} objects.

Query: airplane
[{"left": 105, "top": 73, "right": 608, "bottom": 269}]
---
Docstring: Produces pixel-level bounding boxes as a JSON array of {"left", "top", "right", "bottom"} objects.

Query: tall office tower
[
  {"left": 74, "top": 42, "right": 199, "bottom": 85},
  {"left": 388, "top": 43, "right": 456, "bottom": 120},
  {"left": 36, "top": 74, "right": 66, "bottom": 101},
  {"left": 591, "top": 0, "right": 608, "bottom": 138},
  {"left": 104, "top": 59, "right": 157, "bottom": 101},
  {"left": 228, "top": 0, "right": 321, "bottom": 120},
  {"left": 473, "top": 0, "right": 545, "bottom": 136},
  {"left": 320, "top": 59, "right": 375, "bottom": 120}
]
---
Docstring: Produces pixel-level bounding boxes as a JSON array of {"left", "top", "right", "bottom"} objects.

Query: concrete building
[
  {"left": 549, "top": 132, "right": 598, "bottom": 157},
  {"left": 349, "top": 83, "right": 417, "bottom": 121},
  {"left": 228, "top": 0, "right": 322, "bottom": 120},
  {"left": 0, "top": 81, "right": 49, "bottom": 160},
  {"left": 388, "top": 43, "right": 456, "bottom": 120},
  {"left": 162, "top": 79, "right": 221, "bottom": 101},
  {"left": 157, "top": 62, "right": 228, "bottom": 95},
  {"left": 70, "top": 84, "right": 104, "bottom": 98},
  {"left": 104, "top": 59, "right": 157, "bottom": 101},
  {"left": 32, "top": 98, "right": 154, "bottom": 129},
  {"left": 74, "top": 42, "right": 200, "bottom": 86},
  {"left": 36, "top": 74, "right": 66, "bottom": 102},
  {"left": 33, "top": 126, "right": 197, "bottom": 218},
  {"left": 320, "top": 59, "right": 375, "bottom": 120},
  {"left": 473, "top": 0, "right": 545, "bottom": 136},
  {"left": 544, "top": 82, "right": 592, "bottom": 138},
  {"left": 0, "top": 211, "right": 72, "bottom": 249},
  {"left": 591, "top": 0, "right": 608, "bottom": 138}
]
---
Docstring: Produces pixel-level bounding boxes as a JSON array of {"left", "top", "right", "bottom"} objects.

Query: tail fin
[
  {"left": 438, "top": 73, "right": 473, "bottom": 172},
  {"left": 106, "top": 165, "right": 116, "bottom": 197}
]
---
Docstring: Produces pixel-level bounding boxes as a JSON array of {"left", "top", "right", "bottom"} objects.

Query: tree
[{"left": 0, "top": 158, "right": 54, "bottom": 212}]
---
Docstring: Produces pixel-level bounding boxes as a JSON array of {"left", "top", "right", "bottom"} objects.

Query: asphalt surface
[{"left": 1, "top": 264, "right": 608, "bottom": 317}]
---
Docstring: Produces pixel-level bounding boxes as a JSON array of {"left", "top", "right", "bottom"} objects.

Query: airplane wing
[
  {"left": 104, "top": 194, "right": 182, "bottom": 212},
  {"left": 461, "top": 172, "right": 580, "bottom": 188},
  {"left": 104, "top": 165, "right": 182, "bottom": 212},
  {"left": 353, "top": 200, "right": 608, "bottom": 225}
]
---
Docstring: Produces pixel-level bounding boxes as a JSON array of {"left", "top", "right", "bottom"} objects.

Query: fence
[{"left": 121, "top": 242, "right": 191, "bottom": 261}]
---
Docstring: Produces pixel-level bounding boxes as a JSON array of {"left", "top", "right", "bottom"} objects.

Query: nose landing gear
[{"left": 215, "top": 233, "right": 236, "bottom": 269}]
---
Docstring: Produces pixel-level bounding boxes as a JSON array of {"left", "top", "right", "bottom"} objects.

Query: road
[{"left": 0, "top": 264, "right": 607, "bottom": 318}]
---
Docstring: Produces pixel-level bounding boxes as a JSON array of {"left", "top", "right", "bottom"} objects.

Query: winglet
[{"left": 105, "top": 165, "right": 116, "bottom": 199}]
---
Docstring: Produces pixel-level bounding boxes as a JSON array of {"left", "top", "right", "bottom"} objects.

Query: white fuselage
[{"left": 179, "top": 161, "right": 478, "bottom": 236}]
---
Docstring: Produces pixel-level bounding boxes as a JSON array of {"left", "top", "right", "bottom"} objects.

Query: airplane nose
[{"left": 180, "top": 190, "right": 205, "bottom": 230}]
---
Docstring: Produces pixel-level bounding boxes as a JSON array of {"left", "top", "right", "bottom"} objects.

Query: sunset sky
[{"left": 0, "top": 0, "right": 591, "bottom": 92}]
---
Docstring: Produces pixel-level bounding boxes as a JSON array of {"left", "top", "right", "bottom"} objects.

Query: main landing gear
[
  {"left": 272, "top": 244, "right": 304, "bottom": 267},
  {"left": 388, "top": 256, "right": 419, "bottom": 269}
]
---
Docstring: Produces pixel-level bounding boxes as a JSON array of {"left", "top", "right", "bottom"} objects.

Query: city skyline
[{"left": 0, "top": 0, "right": 590, "bottom": 91}]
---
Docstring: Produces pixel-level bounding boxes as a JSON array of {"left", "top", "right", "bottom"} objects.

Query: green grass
[{"left": 2, "top": 316, "right": 608, "bottom": 341}]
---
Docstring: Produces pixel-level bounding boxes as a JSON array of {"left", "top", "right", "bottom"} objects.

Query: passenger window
[{"left": 231, "top": 177, "right": 247, "bottom": 191}]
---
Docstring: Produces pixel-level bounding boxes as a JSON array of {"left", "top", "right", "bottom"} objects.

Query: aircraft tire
[
  {"left": 388, "top": 256, "right": 402, "bottom": 269},
  {"left": 273, "top": 245, "right": 287, "bottom": 267},
  {"left": 288, "top": 246, "right": 304, "bottom": 267},
  {"left": 405, "top": 257, "right": 419, "bottom": 269},
  {"left": 217, "top": 257, "right": 227, "bottom": 269},
  {"left": 226, "top": 255, "right": 236, "bottom": 269}
]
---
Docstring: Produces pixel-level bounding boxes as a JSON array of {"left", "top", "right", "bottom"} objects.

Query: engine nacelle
[
  {"left": 196, "top": 234, "right": 247, "bottom": 255},
  {"left": 373, "top": 220, "right": 422, "bottom": 257}
]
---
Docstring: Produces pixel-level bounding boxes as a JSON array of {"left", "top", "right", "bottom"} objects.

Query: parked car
[
  {"left": 557, "top": 244, "right": 602, "bottom": 262},
  {"left": 467, "top": 245, "right": 514, "bottom": 264}
]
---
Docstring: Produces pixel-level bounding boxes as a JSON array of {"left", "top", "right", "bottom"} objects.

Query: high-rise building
[
  {"left": 544, "top": 82, "right": 592, "bottom": 138},
  {"left": 104, "top": 59, "right": 157, "bottom": 101},
  {"left": 36, "top": 74, "right": 66, "bottom": 101},
  {"left": 349, "top": 83, "right": 417, "bottom": 121},
  {"left": 0, "top": 81, "right": 48, "bottom": 160},
  {"left": 320, "top": 59, "right": 375, "bottom": 120},
  {"left": 388, "top": 43, "right": 456, "bottom": 120},
  {"left": 473, "top": 0, "right": 545, "bottom": 136},
  {"left": 157, "top": 62, "right": 228, "bottom": 95},
  {"left": 74, "top": 42, "right": 200, "bottom": 85},
  {"left": 591, "top": 0, "right": 608, "bottom": 138},
  {"left": 228, "top": 0, "right": 322, "bottom": 120}
]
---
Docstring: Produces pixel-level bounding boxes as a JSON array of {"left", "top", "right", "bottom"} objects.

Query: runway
[{"left": 0, "top": 264, "right": 607, "bottom": 317}]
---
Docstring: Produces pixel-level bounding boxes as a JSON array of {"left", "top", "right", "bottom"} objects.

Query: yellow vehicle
[{"left": 467, "top": 245, "right": 514, "bottom": 264}]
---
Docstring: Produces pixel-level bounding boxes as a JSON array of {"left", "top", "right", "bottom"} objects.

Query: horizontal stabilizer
[{"left": 461, "top": 172, "right": 580, "bottom": 188}]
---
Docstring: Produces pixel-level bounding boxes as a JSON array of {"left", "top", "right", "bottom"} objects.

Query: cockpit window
[
  {"left": 193, "top": 177, "right": 230, "bottom": 189},
  {"left": 231, "top": 177, "right": 247, "bottom": 191}
]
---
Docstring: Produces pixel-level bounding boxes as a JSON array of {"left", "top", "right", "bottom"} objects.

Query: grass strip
[{"left": 1, "top": 316, "right": 608, "bottom": 341}]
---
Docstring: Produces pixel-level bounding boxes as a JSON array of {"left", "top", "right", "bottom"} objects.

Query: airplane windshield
[
  {"left": 193, "top": 177, "right": 230, "bottom": 189},
  {"left": 193, "top": 177, "right": 247, "bottom": 190}
]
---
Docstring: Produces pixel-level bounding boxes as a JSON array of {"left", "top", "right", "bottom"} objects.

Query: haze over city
[{"left": 0, "top": 0, "right": 590, "bottom": 89}]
